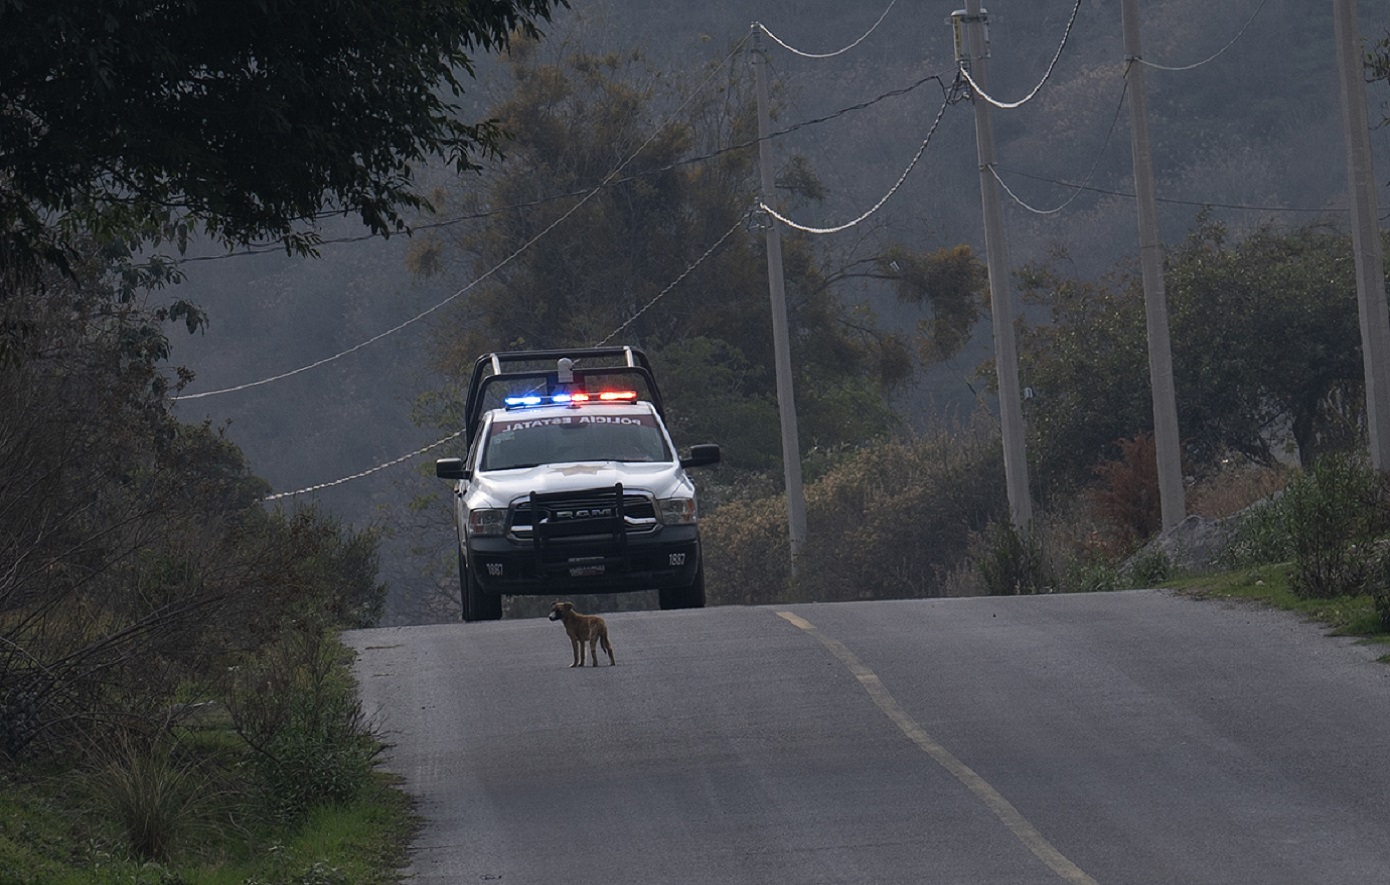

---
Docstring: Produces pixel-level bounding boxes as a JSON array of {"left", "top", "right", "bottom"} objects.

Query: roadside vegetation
[
  {"left": 6, "top": 3, "right": 1390, "bottom": 880},
  {"left": 1, "top": 1, "right": 570, "bottom": 878}
]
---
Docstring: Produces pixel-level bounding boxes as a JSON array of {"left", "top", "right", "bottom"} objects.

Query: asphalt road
[{"left": 345, "top": 590, "right": 1390, "bottom": 884}]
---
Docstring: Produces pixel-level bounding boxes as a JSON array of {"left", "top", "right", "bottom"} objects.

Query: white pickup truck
[{"left": 435, "top": 347, "right": 720, "bottom": 621}]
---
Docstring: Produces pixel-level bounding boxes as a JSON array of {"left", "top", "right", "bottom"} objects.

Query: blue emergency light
[{"left": 503, "top": 390, "right": 638, "bottom": 409}]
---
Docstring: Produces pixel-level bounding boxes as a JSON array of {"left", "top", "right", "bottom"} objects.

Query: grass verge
[
  {"left": 1166, "top": 562, "right": 1390, "bottom": 660},
  {"left": 0, "top": 765, "right": 416, "bottom": 885}
]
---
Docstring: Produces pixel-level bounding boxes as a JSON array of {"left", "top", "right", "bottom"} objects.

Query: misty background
[{"left": 167, "top": 0, "right": 1390, "bottom": 623}]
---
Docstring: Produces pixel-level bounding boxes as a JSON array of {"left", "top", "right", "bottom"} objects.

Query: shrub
[
  {"left": 1221, "top": 493, "right": 1293, "bottom": 568},
  {"left": 226, "top": 628, "right": 381, "bottom": 824},
  {"left": 1280, "top": 454, "right": 1390, "bottom": 598},
  {"left": 78, "top": 731, "right": 224, "bottom": 863},
  {"left": 975, "top": 520, "right": 1053, "bottom": 595},
  {"left": 1089, "top": 432, "right": 1163, "bottom": 547},
  {"left": 1188, "top": 457, "right": 1287, "bottom": 519},
  {"left": 1367, "top": 544, "right": 1390, "bottom": 631},
  {"left": 701, "top": 413, "right": 1006, "bottom": 603},
  {"left": 1123, "top": 545, "right": 1173, "bottom": 586}
]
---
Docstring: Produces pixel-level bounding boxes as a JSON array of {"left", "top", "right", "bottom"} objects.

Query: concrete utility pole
[
  {"left": 957, "top": 2, "right": 1033, "bottom": 531},
  {"left": 752, "top": 28, "right": 808, "bottom": 564},
  {"left": 1120, "top": 0, "right": 1185, "bottom": 531},
  {"left": 1332, "top": 0, "right": 1390, "bottom": 471}
]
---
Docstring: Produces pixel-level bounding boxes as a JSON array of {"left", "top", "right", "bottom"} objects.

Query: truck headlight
[
  {"left": 467, "top": 508, "right": 508, "bottom": 537},
  {"left": 657, "top": 497, "right": 697, "bottom": 525}
]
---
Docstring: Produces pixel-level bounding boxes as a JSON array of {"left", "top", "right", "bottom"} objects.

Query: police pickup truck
[{"left": 435, "top": 347, "right": 720, "bottom": 621}]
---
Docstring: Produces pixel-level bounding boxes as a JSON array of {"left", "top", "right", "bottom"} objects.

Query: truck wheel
[
  {"left": 659, "top": 564, "right": 706, "bottom": 610},
  {"left": 461, "top": 553, "right": 503, "bottom": 622}
]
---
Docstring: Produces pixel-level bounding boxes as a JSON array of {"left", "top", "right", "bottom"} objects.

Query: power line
[
  {"left": 177, "top": 34, "right": 755, "bottom": 402},
  {"left": 994, "top": 166, "right": 1346, "bottom": 215},
  {"left": 262, "top": 432, "right": 462, "bottom": 503},
  {"left": 178, "top": 71, "right": 949, "bottom": 403},
  {"left": 259, "top": 208, "right": 750, "bottom": 502},
  {"left": 180, "top": 71, "right": 952, "bottom": 265},
  {"left": 989, "top": 78, "right": 1129, "bottom": 216},
  {"left": 958, "top": 0, "right": 1083, "bottom": 110},
  {"left": 1136, "top": 0, "right": 1268, "bottom": 72},
  {"left": 594, "top": 211, "right": 749, "bottom": 347},
  {"left": 760, "top": 77, "right": 959, "bottom": 235},
  {"left": 754, "top": 0, "right": 897, "bottom": 59}
]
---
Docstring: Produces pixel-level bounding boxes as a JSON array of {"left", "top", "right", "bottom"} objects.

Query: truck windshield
[{"left": 481, "top": 413, "right": 672, "bottom": 471}]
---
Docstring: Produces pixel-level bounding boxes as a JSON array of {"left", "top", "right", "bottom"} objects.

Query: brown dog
[{"left": 548, "top": 601, "right": 615, "bottom": 667}]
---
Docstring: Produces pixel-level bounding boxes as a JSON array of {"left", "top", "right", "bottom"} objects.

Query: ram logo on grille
[{"left": 555, "top": 508, "right": 614, "bottom": 520}]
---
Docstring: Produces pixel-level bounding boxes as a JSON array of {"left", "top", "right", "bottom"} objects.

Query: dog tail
[{"left": 601, "top": 631, "right": 615, "bottom": 664}]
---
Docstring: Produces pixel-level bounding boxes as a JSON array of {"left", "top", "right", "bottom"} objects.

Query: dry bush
[
  {"left": 1089, "top": 432, "right": 1162, "bottom": 549},
  {"left": 702, "top": 413, "right": 1005, "bottom": 603},
  {"left": 703, "top": 496, "right": 793, "bottom": 605},
  {"left": 1188, "top": 458, "right": 1288, "bottom": 518}
]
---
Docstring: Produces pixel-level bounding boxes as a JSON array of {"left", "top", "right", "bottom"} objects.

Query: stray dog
[{"left": 548, "top": 601, "right": 615, "bottom": 667}]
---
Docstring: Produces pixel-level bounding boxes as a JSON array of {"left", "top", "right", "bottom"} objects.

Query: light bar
[{"left": 503, "top": 389, "right": 641, "bottom": 409}]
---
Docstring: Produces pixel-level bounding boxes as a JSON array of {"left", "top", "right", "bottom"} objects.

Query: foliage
[
  {"left": 878, "top": 243, "right": 987, "bottom": 364},
  {"left": 975, "top": 520, "right": 1053, "bottom": 596},
  {"left": 0, "top": 0, "right": 568, "bottom": 273},
  {"left": 409, "top": 34, "right": 980, "bottom": 473},
  {"left": 1369, "top": 547, "right": 1390, "bottom": 632},
  {"left": 76, "top": 732, "right": 226, "bottom": 863},
  {"left": 0, "top": 249, "right": 386, "bottom": 765},
  {"left": 1369, "top": 32, "right": 1390, "bottom": 132},
  {"left": 702, "top": 413, "right": 1006, "bottom": 603},
  {"left": 1279, "top": 454, "right": 1390, "bottom": 599},
  {"left": 1219, "top": 454, "right": 1390, "bottom": 600},
  {"left": 0, "top": 726, "right": 413, "bottom": 883},
  {"left": 1221, "top": 496, "right": 1294, "bottom": 569},
  {"left": 227, "top": 629, "right": 382, "bottom": 825},
  {"left": 1089, "top": 432, "right": 1164, "bottom": 548},
  {"left": 1017, "top": 220, "right": 1366, "bottom": 493}
]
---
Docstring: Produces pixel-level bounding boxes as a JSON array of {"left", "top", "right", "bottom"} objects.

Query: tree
[
  {"left": 1017, "top": 219, "right": 1367, "bottom": 494},
  {"left": 0, "top": 0, "right": 567, "bottom": 273},
  {"left": 0, "top": 243, "right": 385, "bottom": 761},
  {"left": 408, "top": 37, "right": 981, "bottom": 473}
]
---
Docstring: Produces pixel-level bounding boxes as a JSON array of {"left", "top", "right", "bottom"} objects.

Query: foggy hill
[{"left": 169, "top": 0, "right": 1389, "bottom": 623}]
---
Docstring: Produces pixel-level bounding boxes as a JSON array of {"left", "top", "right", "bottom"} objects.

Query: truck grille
[{"left": 509, "top": 489, "right": 657, "bottom": 538}]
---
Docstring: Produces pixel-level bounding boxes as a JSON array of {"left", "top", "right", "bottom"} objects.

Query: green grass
[
  {"left": 0, "top": 765, "right": 416, "bottom": 885},
  {"left": 1167, "top": 561, "right": 1390, "bottom": 659}
]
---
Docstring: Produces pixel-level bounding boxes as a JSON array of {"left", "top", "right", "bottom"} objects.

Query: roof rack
[{"left": 461, "top": 347, "right": 664, "bottom": 447}]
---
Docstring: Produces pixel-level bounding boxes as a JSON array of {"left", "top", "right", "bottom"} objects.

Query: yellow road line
[{"left": 776, "top": 610, "right": 1100, "bottom": 885}]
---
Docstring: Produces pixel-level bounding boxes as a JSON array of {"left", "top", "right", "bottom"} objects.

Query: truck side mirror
[
  {"left": 680, "top": 444, "right": 721, "bottom": 469},
  {"left": 436, "top": 457, "right": 470, "bottom": 480}
]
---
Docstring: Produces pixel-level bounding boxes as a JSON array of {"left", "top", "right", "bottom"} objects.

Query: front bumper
[{"left": 465, "top": 524, "right": 701, "bottom": 595}]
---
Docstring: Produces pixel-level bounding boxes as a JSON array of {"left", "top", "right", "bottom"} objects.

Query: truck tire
[
  {"left": 659, "top": 563, "right": 706, "bottom": 610},
  {"left": 460, "top": 552, "right": 503, "bottom": 622}
]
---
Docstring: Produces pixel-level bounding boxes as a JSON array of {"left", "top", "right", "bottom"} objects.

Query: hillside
[{"left": 169, "top": 0, "right": 1389, "bottom": 623}]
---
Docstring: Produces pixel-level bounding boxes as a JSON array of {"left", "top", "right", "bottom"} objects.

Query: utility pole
[
  {"left": 1120, "top": 0, "right": 1185, "bottom": 530},
  {"left": 752, "top": 27, "right": 808, "bottom": 564},
  {"left": 956, "top": 3, "right": 1033, "bottom": 531},
  {"left": 1332, "top": 0, "right": 1390, "bottom": 470}
]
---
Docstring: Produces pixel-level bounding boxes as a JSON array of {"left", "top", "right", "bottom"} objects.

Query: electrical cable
[
  {"left": 989, "top": 78, "right": 1129, "bottom": 216},
  {"left": 993, "top": 166, "right": 1345, "bottom": 215},
  {"left": 759, "top": 78, "right": 957, "bottom": 235},
  {"left": 179, "top": 71, "right": 952, "bottom": 265},
  {"left": 262, "top": 431, "right": 462, "bottom": 502},
  {"left": 1135, "top": 0, "right": 1268, "bottom": 72},
  {"left": 957, "top": 0, "right": 1083, "bottom": 111},
  {"left": 593, "top": 210, "right": 749, "bottom": 347},
  {"left": 176, "top": 34, "right": 753, "bottom": 402},
  {"left": 259, "top": 208, "right": 751, "bottom": 502},
  {"left": 753, "top": 0, "right": 897, "bottom": 59}
]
